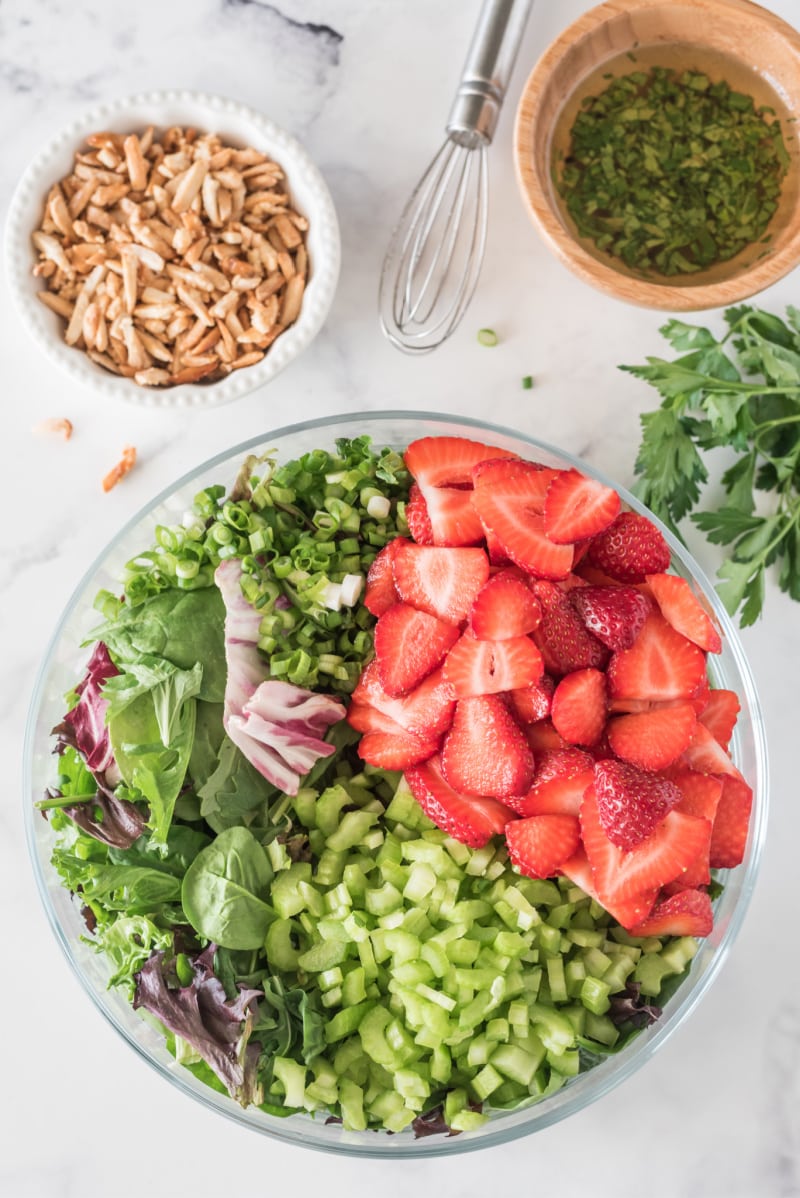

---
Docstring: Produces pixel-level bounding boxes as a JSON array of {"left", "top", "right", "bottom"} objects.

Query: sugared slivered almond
[
  {"left": 102, "top": 446, "right": 137, "bottom": 492},
  {"left": 280, "top": 273, "right": 305, "bottom": 326},
  {"left": 32, "top": 417, "right": 73, "bottom": 440},
  {"left": 121, "top": 247, "right": 139, "bottom": 314},
  {"left": 172, "top": 159, "right": 208, "bottom": 213},
  {"left": 124, "top": 134, "right": 148, "bottom": 191},
  {"left": 37, "top": 291, "right": 73, "bottom": 318},
  {"left": 134, "top": 367, "right": 171, "bottom": 386}
]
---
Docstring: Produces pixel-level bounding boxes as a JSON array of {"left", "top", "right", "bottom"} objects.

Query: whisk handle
[{"left": 446, "top": 0, "right": 533, "bottom": 147}]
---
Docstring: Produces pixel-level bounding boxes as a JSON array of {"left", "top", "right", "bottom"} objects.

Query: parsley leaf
[{"left": 622, "top": 305, "right": 800, "bottom": 624}]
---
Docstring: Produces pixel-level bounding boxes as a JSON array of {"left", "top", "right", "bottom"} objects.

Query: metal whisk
[{"left": 379, "top": 0, "right": 532, "bottom": 354}]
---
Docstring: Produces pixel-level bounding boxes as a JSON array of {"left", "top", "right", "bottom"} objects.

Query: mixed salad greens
[{"left": 41, "top": 435, "right": 707, "bottom": 1137}]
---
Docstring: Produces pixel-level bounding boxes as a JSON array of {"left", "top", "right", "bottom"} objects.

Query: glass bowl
[{"left": 24, "top": 411, "right": 768, "bottom": 1156}]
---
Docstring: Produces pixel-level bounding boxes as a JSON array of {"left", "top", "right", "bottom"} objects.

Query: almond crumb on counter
[
  {"left": 102, "top": 445, "right": 137, "bottom": 492},
  {"left": 32, "top": 417, "right": 74, "bottom": 440}
]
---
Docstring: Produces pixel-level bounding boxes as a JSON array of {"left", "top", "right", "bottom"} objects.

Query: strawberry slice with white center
[
  {"left": 505, "top": 813, "right": 581, "bottom": 879},
  {"left": 349, "top": 660, "right": 455, "bottom": 740},
  {"left": 471, "top": 460, "right": 573, "bottom": 579},
  {"left": 364, "top": 538, "right": 408, "bottom": 616},
  {"left": 571, "top": 584, "right": 651, "bottom": 652},
  {"left": 607, "top": 701, "right": 698, "bottom": 771},
  {"left": 550, "top": 668, "right": 607, "bottom": 746},
  {"left": 422, "top": 487, "right": 486, "bottom": 547},
  {"left": 698, "top": 688, "right": 741, "bottom": 749},
  {"left": 443, "top": 632, "right": 543, "bottom": 697},
  {"left": 646, "top": 572, "right": 723, "bottom": 653},
  {"left": 405, "top": 754, "right": 517, "bottom": 847},
  {"left": 470, "top": 571, "right": 542, "bottom": 639},
  {"left": 405, "top": 435, "right": 518, "bottom": 488},
  {"left": 593, "top": 759, "right": 683, "bottom": 849},
  {"left": 607, "top": 609, "right": 708, "bottom": 701},
  {"left": 587, "top": 511, "right": 670, "bottom": 583},
  {"left": 581, "top": 783, "right": 711, "bottom": 904},
  {"left": 543, "top": 469, "right": 621, "bottom": 545},
  {"left": 441, "top": 694, "right": 535, "bottom": 799},
  {"left": 374, "top": 603, "right": 459, "bottom": 697},
  {"left": 532, "top": 580, "right": 609, "bottom": 674},
  {"left": 627, "top": 889, "right": 714, "bottom": 938},
  {"left": 681, "top": 722, "right": 743, "bottom": 780},
  {"left": 393, "top": 542, "right": 490, "bottom": 625}
]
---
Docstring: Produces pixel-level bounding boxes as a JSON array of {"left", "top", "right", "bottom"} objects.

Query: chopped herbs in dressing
[{"left": 555, "top": 67, "right": 790, "bottom": 277}]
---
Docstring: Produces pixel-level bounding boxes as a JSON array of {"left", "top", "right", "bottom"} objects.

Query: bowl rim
[
  {"left": 3, "top": 88, "right": 341, "bottom": 408},
  {"left": 23, "top": 410, "right": 769, "bottom": 1155},
  {"left": 513, "top": 0, "right": 800, "bottom": 311}
]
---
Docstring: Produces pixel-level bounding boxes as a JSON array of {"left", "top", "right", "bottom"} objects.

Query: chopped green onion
[{"left": 477, "top": 327, "right": 498, "bottom": 346}]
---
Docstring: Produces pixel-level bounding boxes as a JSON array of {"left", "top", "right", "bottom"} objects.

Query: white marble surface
[{"left": 2, "top": 1, "right": 799, "bottom": 1194}]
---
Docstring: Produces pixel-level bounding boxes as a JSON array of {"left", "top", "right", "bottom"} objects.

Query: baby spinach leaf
[
  {"left": 182, "top": 827, "right": 274, "bottom": 950},
  {"left": 198, "top": 737, "right": 277, "bottom": 833}
]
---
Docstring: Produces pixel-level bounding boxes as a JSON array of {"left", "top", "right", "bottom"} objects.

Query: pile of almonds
[{"left": 31, "top": 125, "right": 309, "bottom": 386}]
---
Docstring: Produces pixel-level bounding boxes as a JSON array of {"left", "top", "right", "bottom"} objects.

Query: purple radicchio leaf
[
  {"left": 63, "top": 788, "right": 146, "bottom": 849},
  {"left": 62, "top": 642, "right": 120, "bottom": 776},
  {"left": 133, "top": 945, "right": 263, "bottom": 1106},
  {"left": 608, "top": 981, "right": 662, "bottom": 1028},
  {"left": 215, "top": 560, "right": 345, "bottom": 794}
]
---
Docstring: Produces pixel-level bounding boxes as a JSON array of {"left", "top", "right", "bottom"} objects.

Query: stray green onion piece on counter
[
  {"left": 522, "top": 376, "right": 534, "bottom": 390},
  {"left": 478, "top": 328, "right": 498, "bottom": 347}
]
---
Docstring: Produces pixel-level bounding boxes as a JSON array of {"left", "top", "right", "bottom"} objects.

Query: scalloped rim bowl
[
  {"left": 4, "top": 89, "right": 341, "bottom": 408},
  {"left": 24, "top": 412, "right": 768, "bottom": 1155}
]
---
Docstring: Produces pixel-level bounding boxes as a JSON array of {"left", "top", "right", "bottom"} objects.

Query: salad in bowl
[{"left": 25, "top": 412, "right": 766, "bottom": 1154}]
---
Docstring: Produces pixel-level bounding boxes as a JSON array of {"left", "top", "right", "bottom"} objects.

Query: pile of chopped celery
[{"left": 256, "top": 767, "right": 698, "bottom": 1133}]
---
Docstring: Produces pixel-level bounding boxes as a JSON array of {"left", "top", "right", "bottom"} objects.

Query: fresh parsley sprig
[{"left": 621, "top": 305, "right": 800, "bottom": 626}]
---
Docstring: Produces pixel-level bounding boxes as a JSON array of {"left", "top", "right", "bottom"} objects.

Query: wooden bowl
[{"left": 514, "top": 0, "right": 800, "bottom": 309}]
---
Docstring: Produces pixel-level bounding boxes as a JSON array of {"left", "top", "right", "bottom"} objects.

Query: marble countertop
[{"left": 2, "top": 1, "right": 799, "bottom": 1194}]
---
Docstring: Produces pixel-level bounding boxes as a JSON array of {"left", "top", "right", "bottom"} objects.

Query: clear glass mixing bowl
[{"left": 23, "top": 411, "right": 768, "bottom": 1156}]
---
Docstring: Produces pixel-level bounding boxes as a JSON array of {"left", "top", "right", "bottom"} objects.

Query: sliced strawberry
[
  {"left": 581, "top": 783, "right": 711, "bottom": 903},
  {"left": 627, "top": 889, "right": 714, "bottom": 937},
  {"left": 698, "top": 688, "right": 740, "bottom": 749},
  {"left": 393, "top": 542, "right": 490, "bottom": 625},
  {"left": 607, "top": 610, "right": 707, "bottom": 702},
  {"left": 710, "top": 776, "right": 753, "bottom": 868},
  {"left": 593, "top": 759, "right": 683, "bottom": 850},
  {"left": 525, "top": 719, "right": 568, "bottom": 752},
  {"left": 506, "top": 814, "right": 581, "bottom": 879},
  {"left": 485, "top": 526, "right": 511, "bottom": 566},
  {"left": 551, "top": 668, "right": 607, "bottom": 746},
  {"left": 472, "top": 455, "right": 557, "bottom": 507},
  {"left": 358, "top": 728, "right": 439, "bottom": 770},
  {"left": 587, "top": 511, "right": 670, "bottom": 583},
  {"left": 531, "top": 580, "right": 609, "bottom": 675},
  {"left": 508, "top": 675, "right": 555, "bottom": 724},
  {"left": 660, "top": 769, "right": 722, "bottom": 891},
  {"left": 364, "top": 538, "right": 406, "bottom": 616},
  {"left": 441, "top": 695, "right": 535, "bottom": 799},
  {"left": 351, "top": 660, "right": 455, "bottom": 740},
  {"left": 423, "top": 486, "right": 485, "bottom": 546},
  {"left": 512, "top": 769, "right": 594, "bottom": 816},
  {"left": 607, "top": 702, "right": 697, "bottom": 771},
  {"left": 472, "top": 460, "right": 573, "bottom": 579},
  {"left": 346, "top": 703, "right": 400, "bottom": 734},
  {"left": 559, "top": 846, "right": 658, "bottom": 930},
  {"left": 543, "top": 469, "right": 621, "bottom": 544},
  {"left": 443, "top": 632, "right": 543, "bottom": 698},
  {"left": 571, "top": 584, "right": 651, "bottom": 652},
  {"left": 405, "top": 483, "right": 434, "bottom": 545},
  {"left": 374, "top": 603, "right": 459, "bottom": 697},
  {"left": 404, "top": 435, "right": 517, "bottom": 488},
  {"left": 646, "top": 572, "right": 722, "bottom": 653},
  {"left": 681, "top": 722, "right": 743, "bottom": 780},
  {"left": 470, "top": 572, "right": 542, "bottom": 640},
  {"left": 405, "top": 754, "right": 516, "bottom": 847}
]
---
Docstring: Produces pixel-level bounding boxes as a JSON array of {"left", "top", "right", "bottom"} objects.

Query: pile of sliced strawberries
[{"left": 346, "top": 436, "right": 753, "bottom": 939}]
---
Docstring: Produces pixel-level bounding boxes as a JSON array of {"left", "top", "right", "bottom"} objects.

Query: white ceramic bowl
[{"left": 4, "top": 89, "right": 341, "bottom": 409}]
